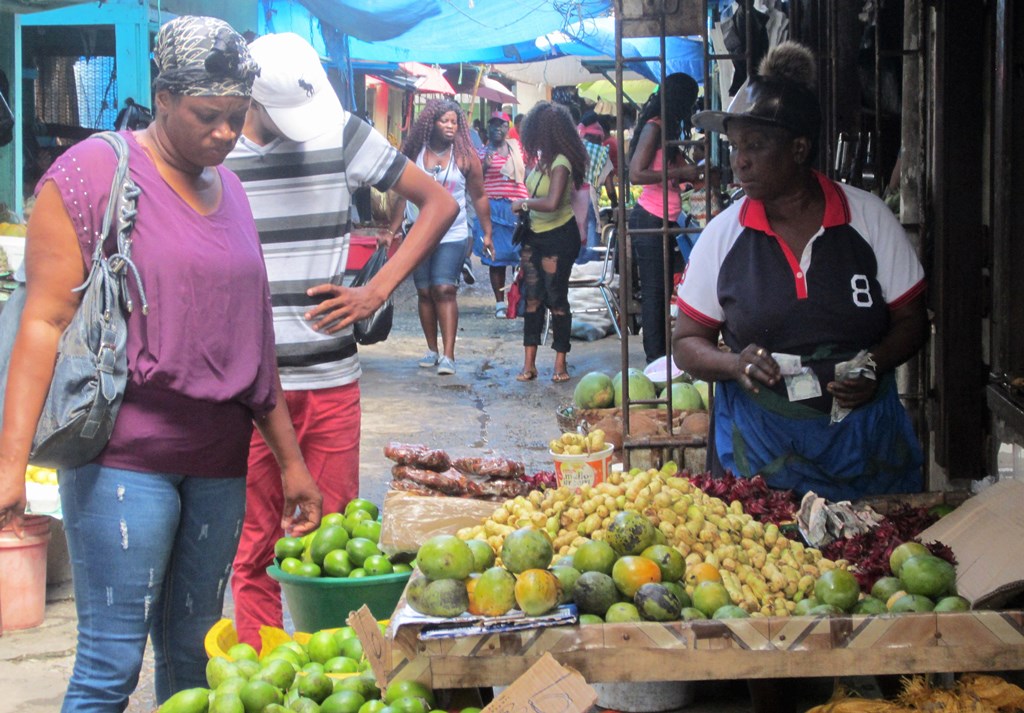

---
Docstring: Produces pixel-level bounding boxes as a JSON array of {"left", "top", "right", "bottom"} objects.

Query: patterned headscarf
[{"left": 153, "top": 16, "right": 259, "bottom": 97}]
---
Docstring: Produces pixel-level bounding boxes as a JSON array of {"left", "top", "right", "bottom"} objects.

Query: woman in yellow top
[{"left": 511, "top": 102, "right": 588, "bottom": 382}]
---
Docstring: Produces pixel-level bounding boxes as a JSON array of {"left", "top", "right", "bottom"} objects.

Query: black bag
[
  {"left": 511, "top": 180, "right": 540, "bottom": 247},
  {"left": 510, "top": 209, "right": 532, "bottom": 247},
  {"left": 349, "top": 245, "right": 393, "bottom": 345}
]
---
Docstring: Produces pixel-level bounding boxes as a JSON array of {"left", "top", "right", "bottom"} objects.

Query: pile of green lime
[
  {"left": 275, "top": 499, "right": 412, "bottom": 580},
  {"left": 160, "top": 624, "right": 443, "bottom": 713}
]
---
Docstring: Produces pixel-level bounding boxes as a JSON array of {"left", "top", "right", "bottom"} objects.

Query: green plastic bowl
[{"left": 267, "top": 565, "right": 410, "bottom": 633}]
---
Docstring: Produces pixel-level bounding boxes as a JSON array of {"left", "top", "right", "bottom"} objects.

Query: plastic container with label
[{"left": 551, "top": 445, "right": 614, "bottom": 489}]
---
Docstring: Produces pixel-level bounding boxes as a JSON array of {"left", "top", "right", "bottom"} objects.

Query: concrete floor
[{"left": 0, "top": 265, "right": 880, "bottom": 712}]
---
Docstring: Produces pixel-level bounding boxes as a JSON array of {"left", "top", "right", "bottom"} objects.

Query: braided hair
[
  {"left": 401, "top": 99, "right": 476, "bottom": 171},
  {"left": 627, "top": 72, "right": 699, "bottom": 165},
  {"left": 519, "top": 101, "right": 587, "bottom": 189}
]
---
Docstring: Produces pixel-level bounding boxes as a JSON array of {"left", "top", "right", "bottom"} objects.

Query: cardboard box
[
  {"left": 917, "top": 479, "right": 1024, "bottom": 609},
  {"left": 379, "top": 490, "right": 498, "bottom": 555}
]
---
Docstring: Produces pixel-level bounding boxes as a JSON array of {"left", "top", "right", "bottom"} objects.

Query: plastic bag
[
  {"left": 506, "top": 267, "right": 526, "bottom": 319},
  {"left": 349, "top": 245, "right": 394, "bottom": 345}
]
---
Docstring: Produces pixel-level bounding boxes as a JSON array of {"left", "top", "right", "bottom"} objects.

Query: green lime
[
  {"left": 161, "top": 687, "right": 212, "bottom": 713},
  {"left": 214, "top": 677, "right": 248, "bottom": 696},
  {"left": 348, "top": 568, "right": 367, "bottom": 578},
  {"left": 392, "top": 563, "right": 413, "bottom": 574},
  {"left": 235, "top": 659, "right": 260, "bottom": 680},
  {"left": 345, "top": 537, "right": 381, "bottom": 567},
  {"left": 344, "top": 510, "right": 374, "bottom": 535},
  {"left": 390, "top": 697, "right": 428, "bottom": 713},
  {"left": 207, "top": 656, "right": 241, "bottom": 689},
  {"left": 209, "top": 689, "right": 245, "bottom": 713},
  {"left": 240, "top": 679, "right": 283, "bottom": 712},
  {"left": 352, "top": 520, "right": 382, "bottom": 544},
  {"left": 321, "top": 689, "right": 367, "bottom": 713},
  {"left": 289, "top": 697, "right": 321, "bottom": 713},
  {"left": 362, "top": 555, "right": 394, "bottom": 576},
  {"left": 332, "top": 627, "right": 357, "bottom": 648},
  {"left": 281, "top": 557, "right": 304, "bottom": 575},
  {"left": 358, "top": 701, "right": 387, "bottom": 713},
  {"left": 227, "top": 642, "right": 259, "bottom": 663},
  {"left": 253, "top": 657, "right": 297, "bottom": 690},
  {"left": 311, "top": 526, "right": 352, "bottom": 567},
  {"left": 322, "top": 512, "right": 347, "bottom": 528},
  {"left": 307, "top": 630, "right": 343, "bottom": 664},
  {"left": 339, "top": 636, "right": 364, "bottom": 662},
  {"left": 295, "top": 562, "right": 322, "bottom": 578},
  {"left": 297, "top": 670, "right": 335, "bottom": 704},
  {"left": 324, "top": 549, "right": 354, "bottom": 578},
  {"left": 275, "top": 536, "right": 306, "bottom": 561},
  {"left": 324, "top": 656, "right": 359, "bottom": 674},
  {"left": 383, "top": 680, "right": 435, "bottom": 706},
  {"left": 345, "top": 498, "right": 380, "bottom": 520}
]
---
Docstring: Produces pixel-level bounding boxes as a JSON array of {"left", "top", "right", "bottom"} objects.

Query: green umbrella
[{"left": 577, "top": 79, "right": 657, "bottom": 106}]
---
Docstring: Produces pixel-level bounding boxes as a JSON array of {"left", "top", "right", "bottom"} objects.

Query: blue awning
[{"left": 267, "top": 0, "right": 612, "bottom": 65}]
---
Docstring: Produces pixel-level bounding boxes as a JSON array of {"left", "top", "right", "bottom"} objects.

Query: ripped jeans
[
  {"left": 521, "top": 218, "right": 581, "bottom": 353},
  {"left": 59, "top": 465, "right": 246, "bottom": 712}
]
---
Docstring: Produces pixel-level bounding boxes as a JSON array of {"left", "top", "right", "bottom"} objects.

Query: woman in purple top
[{"left": 0, "top": 17, "right": 322, "bottom": 711}]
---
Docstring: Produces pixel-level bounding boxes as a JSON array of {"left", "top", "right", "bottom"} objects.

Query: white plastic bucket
[
  {"left": 551, "top": 445, "right": 613, "bottom": 489},
  {"left": 592, "top": 681, "right": 696, "bottom": 712}
]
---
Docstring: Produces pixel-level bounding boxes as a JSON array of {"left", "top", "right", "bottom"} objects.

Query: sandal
[
  {"left": 551, "top": 372, "right": 571, "bottom": 383},
  {"left": 516, "top": 370, "right": 538, "bottom": 382}
]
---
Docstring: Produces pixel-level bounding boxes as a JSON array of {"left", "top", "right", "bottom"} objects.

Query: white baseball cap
[{"left": 248, "top": 33, "right": 344, "bottom": 142}]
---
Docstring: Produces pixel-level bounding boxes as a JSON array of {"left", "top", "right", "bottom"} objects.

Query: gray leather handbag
[{"left": 0, "top": 131, "right": 146, "bottom": 469}]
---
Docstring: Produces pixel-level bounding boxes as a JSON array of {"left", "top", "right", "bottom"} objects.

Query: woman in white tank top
[{"left": 388, "top": 99, "right": 491, "bottom": 376}]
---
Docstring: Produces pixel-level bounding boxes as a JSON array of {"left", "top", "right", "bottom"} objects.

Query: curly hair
[
  {"left": 627, "top": 72, "right": 700, "bottom": 165},
  {"left": 401, "top": 99, "right": 476, "bottom": 171},
  {"left": 519, "top": 101, "right": 587, "bottom": 189}
]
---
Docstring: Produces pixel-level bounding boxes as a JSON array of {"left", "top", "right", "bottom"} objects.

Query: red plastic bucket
[{"left": 0, "top": 515, "right": 51, "bottom": 631}]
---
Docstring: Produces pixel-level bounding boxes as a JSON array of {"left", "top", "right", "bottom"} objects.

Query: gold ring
[
  {"left": 757, "top": 347, "right": 766, "bottom": 357},
  {"left": 745, "top": 363, "right": 754, "bottom": 376}
]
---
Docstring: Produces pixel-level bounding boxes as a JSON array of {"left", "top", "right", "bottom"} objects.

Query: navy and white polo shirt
[{"left": 678, "top": 171, "right": 925, "bottom": 413}]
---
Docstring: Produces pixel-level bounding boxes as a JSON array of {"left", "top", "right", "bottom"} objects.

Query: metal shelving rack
[{"left": 611, "top": 0, "right": 930, "bottom": 476}]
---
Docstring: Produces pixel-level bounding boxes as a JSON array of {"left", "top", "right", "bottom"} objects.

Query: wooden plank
[{"left": 386, "top": 611, "right": 1024, "bottom": 687}]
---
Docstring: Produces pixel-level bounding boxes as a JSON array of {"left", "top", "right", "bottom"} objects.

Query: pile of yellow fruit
[
  {"left": 458, "top": 464, "right": 845, "bottom": 616},
  {"left": 549, "top": 429, "right": 606, "bottom": 455},
  {"left": 25, "top": 465, "right": 58, "bottom": 486}
]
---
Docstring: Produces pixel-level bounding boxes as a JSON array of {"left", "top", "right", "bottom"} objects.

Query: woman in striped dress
[{"left": 472, "top": 111, "right": 528, "bottom": 318}]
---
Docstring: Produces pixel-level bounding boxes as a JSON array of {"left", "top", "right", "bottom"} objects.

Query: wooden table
[{"left": 383, "top": 610, "right": 1024, "bottom": 688}]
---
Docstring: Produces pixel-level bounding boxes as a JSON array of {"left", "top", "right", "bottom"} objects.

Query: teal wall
[
  {"left": 0, "top": 13, "right": 15, "bottom": 217},
  {"left": 0, "top": 0, "right": 257, "bottom": 210}
]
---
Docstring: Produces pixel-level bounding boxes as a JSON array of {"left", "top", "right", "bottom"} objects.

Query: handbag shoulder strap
[
  {"left": 91, "top": 132, "right": 140, "bottom": 261},
  {"left": 80, "top": 131, "right": 147, "bottom": 315}
]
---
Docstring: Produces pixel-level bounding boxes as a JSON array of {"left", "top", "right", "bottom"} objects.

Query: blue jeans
[
  {"left": 412, "top": 238, "right": 470, "bottom": 289},
  {"left": 59, "top": 465, "right": 247, "bottom": 711}
]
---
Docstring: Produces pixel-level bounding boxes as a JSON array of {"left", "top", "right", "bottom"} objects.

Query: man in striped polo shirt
[{"left": 225, "top": 32, "right": 456, "bottom": 647}]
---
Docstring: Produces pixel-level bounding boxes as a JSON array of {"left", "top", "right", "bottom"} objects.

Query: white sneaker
[
  {"left": 418, "top": 351, "right": 439, "bottom": 368},
  {"left": 495, "top": 304, "right": 508, "bottom": 319},
  {"left": 436, "top": 356, "right": 456, "bottom": 375}
]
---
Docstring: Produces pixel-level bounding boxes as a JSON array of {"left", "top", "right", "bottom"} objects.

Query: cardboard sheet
[
  {"left": 917, "top": 480, "right": 1024, "bottom": 609},
  {"left": 482, "top": 653, "right": 596, "bottom": 713}
]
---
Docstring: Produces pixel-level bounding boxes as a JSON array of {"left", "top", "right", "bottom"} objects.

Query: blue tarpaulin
[
  {"left": 264, "top": 0, "right": 704, "bottom": 84},
  {"left": 282, "top": 0, "right": 613, "bottom": 64}
]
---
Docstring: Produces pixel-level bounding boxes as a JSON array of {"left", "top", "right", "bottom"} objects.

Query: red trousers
[{"left": 231, "top": 382, "right": 360, "bottom": 647}]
